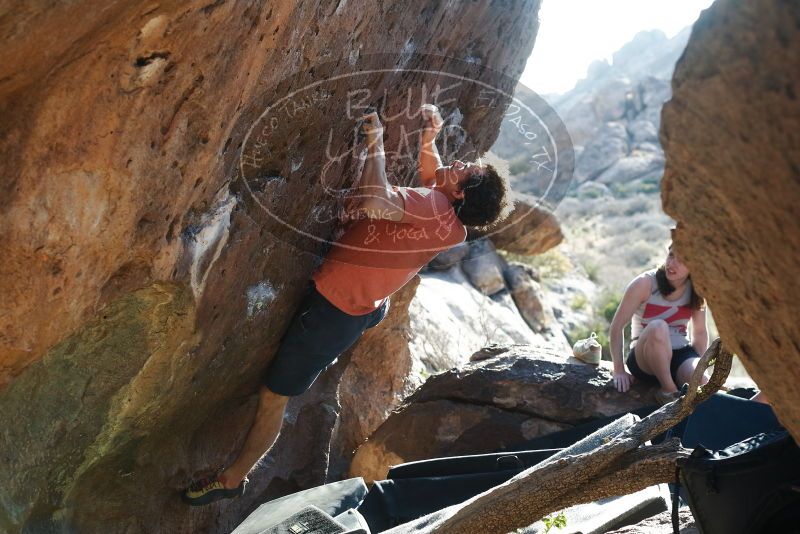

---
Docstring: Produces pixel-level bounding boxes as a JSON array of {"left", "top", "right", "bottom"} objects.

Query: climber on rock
[{"left": 183, "top": 104, "right": 511, "bottom": 505}]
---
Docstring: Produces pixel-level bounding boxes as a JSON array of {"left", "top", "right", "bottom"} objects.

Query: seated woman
[{"left": 609, "top": 242, "right": 708, "bottom": 404}]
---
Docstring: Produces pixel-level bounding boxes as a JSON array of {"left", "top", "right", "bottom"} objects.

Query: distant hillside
[
  {"left": 549, "top": 27, "right": 691, "bottom": 140},
  {"left": 491, "top": 27, "right": 695, "bottom": 355},
  {"left": 494, "top": 28, "right": 691, "bottom": 179},
  {"left": 493, "top": 28, "right": 692, "bottom": 284}
]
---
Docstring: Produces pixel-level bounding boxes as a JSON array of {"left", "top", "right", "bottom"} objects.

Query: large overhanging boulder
[
  {"left": 350, "top": 346, "right": 653, "bottom": 482},
  {"left": 660, "top": 0, "right": 800, "bottom": 440},
  {"left": 0, "top": 2, "right": 542, "bottom": 531}
]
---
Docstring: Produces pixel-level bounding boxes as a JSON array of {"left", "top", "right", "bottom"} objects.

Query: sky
[{"left": 519, "top": 0, "right": 716, "bottom": 95}]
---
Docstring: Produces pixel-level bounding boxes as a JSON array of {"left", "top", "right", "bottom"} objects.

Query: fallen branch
[
  {"left": 550, "top": 438, "right": 689, "bottom": 511},
  {"left": 427, "top": 339, "right": 732, "bottom": 534}
]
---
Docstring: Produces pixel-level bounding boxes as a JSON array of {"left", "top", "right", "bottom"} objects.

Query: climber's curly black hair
[{"left": 452, "top": 164, "right": 511, "bottom": 229}]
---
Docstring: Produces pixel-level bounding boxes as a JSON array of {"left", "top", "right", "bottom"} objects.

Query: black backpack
[{"left": 677, "top": 430, "right": 800, "bottom": 534}]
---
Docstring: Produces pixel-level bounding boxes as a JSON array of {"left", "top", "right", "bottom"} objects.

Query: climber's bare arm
[
  {"left": 418, "top": 104, "right": 443, "bottom": 188},
  {"left": 609, "top": 275, "right": 650, "bottom": 392},
  {"left": 358, "top": 112, "right": 404, "bottom": 221}
]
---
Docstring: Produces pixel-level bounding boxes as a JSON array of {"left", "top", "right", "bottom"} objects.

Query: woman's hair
[
  {"left": 453, "top": 164, "right": 511, "bottom": 229},
  {"left": 655, "top": 247, "right": 705, "bottom": 310}
]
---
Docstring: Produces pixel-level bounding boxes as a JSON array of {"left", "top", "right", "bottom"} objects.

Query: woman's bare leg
[{"left": 634, "top": 319, "right": 678, "bottom": 393}]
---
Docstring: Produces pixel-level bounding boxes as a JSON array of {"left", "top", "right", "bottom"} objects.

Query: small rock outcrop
[
  {"left": 480, "top": 198, "right": 564, "bottom": 256},
  {"left": 504, "top": 262, "right": 552, "bottom": 333},
  {"left": 460, "top": 239, "right": 508, "bottom": 295},
  {"left": 495, "top": 29, "right": 686, "bottom": 201},
  {"left": 606, "top": 509, "right": 697, "bottom": 534},
  {"left": 408, "top": 267, "right": 567, "bottom": 375},
  {"left": 660, "top": 0, "right": 800, "bottom": 441},
  {"left": 350, "top": 346, "right": 653, "bottom": 482},
  {"left": 424, "top": 235, "right": 571, "bottom": 357},
  {"left": 550, "top": 29, "right": 688, "bottom": 147}
]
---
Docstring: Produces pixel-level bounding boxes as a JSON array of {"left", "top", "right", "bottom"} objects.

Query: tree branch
[
  {"left": 427, "top": 339, "right": 732, "bottom": 534},
  {"left": 540, "top": 439, "right": 690, "bottom": 514}
]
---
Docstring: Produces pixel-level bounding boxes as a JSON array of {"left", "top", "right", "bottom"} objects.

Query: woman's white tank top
[{"left": 630, "top": 270, "right": 693, "bottom": 350}]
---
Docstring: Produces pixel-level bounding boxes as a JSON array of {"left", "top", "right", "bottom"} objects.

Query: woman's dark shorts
[
  {"left": 263, "top": 283, "right": 390, "bottom": 396},
  {"left": 626, "top": 344, "right": 700, "bottom": 387}
]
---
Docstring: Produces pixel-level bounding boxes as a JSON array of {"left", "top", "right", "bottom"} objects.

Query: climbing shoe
[
  {"left": 572, "top": 332, "right": 602, "bottom": 365},
  {"left": 182, "top": 474, "right": 246, "bottom": 506}
]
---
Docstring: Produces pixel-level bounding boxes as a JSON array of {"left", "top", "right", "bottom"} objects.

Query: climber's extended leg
[
  {"left": 633, "top": 319, "right": 678, "bottom": 393},
  {"left": 222, "top": 387, "right": 288, "bottom": 485},
  {"left": 182, "top": 283, "right": 389, "bottom": 505},
  {"left": 182, "top": 387, "right": 287, "bottom": 506}
]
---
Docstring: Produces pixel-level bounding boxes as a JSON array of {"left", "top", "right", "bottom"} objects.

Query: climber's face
[
  {"left": 433, "top": 160, "right": 485, "bottom": 202},
  {"left": 664, "top": 247, "right": 690, "bottom": 282}
]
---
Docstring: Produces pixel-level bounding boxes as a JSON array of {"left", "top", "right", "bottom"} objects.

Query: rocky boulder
[
  {"left": 0, "top": 1, "right": 542, "bottom": 531},
  {"left": 575, "top": 129, "right": 630, "bottom": 183},
  {"left": 539, "top": 31, "right": 686, "bottom": 148},
  {"left": 606, "top": 509, "right": 697, "bottom": 534},
  {"left": 639, "top": 76, "right": 672, "bottom": 117},
  {"left": 460, "top": 239, "right": 507, "bottom": 295},
  {"left": 350, "top": 346, "right": 653, "bottom": 482},
  {"left": 592, "top": 78, "right": 635, "bottom": 122},
  {"left": 627, "top": 119, "right": 659, "bottom": 145},
  {"left": 479, "top": 198, "right": 564, "bottom": 255},
  {"left": 427, "top": 242, "right": 470, "bottom": 271},
  {"left": 596, "top": 151, "right": 665, "bottom": 185},
  {"left": 407, "top": 268, "right": 566, "bottom": 375},
  {"left": 504, "top": 262, "right": 551, "bottom": 334},
  {"left": 660, "top": 0, "right": 800, "bottom": 441},
  {"left": 180, "top": 277, "right": 420, "bottom": 519},
  {"left": 328, "top": 278, "right": 421, "bottom": 480}
]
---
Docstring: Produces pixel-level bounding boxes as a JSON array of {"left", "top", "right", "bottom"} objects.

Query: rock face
[
  {"left": 495, "top": 26, "right": 689, "bottom": 313},
  {"left": 496, "top": 29, "right": 685, "bottom": 204},
  {"left": 226, "top": 276, "right": 420, "bottom": 513},
  {"left": 481, "top": 198, "right": 564, "bottom": 256},
  {"left": 504, "top": 262, "right": 556, "bottom": 336},
  {"left": 548, "top": 29, "right": 690, "bottom": 147},
  {"left": 350, "top": 346, "right": 653, "bottom": 482},
  {"left": 408, "top": 268, "right": 568, "bottom": 375},
  {"left": 566, "top": 77, "right": 668, "bottom": 191},
  {"left": 427, "top": 242, "right": 470, "bottom": 271},
  {"left": 0, "top": 1, "right": 542, "bottom": 531},
  {"left": 460, "top": 239, "right": 507, "bottom": 295},
  {"left": 575, "top": 126, "right": 630, "bottom": 183},
  {"left": 660, "top": 0, "right": 800, "bottom": 441},
  {"left": 606, "top": 509, "right": 697, "bottom": 534},
  {"left": 596, "top": 151, "right": 665, "bottom": 186}
]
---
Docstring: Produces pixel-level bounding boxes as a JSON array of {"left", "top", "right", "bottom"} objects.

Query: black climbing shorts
[
  {"left": 626, "top": 344, "right": 700, "bottom": 388},
  {"left": 263, "top": 282, "right": 390, "bottom": 396}
]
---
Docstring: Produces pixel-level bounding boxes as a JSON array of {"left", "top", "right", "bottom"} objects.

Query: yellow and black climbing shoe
[{"left": 182, "top": 475, "right": 246, "bottom": 506}]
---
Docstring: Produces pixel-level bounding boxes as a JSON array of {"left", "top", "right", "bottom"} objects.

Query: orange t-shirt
[{"left": 312, "top": 187, "right": 467, "bottom": 315}]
